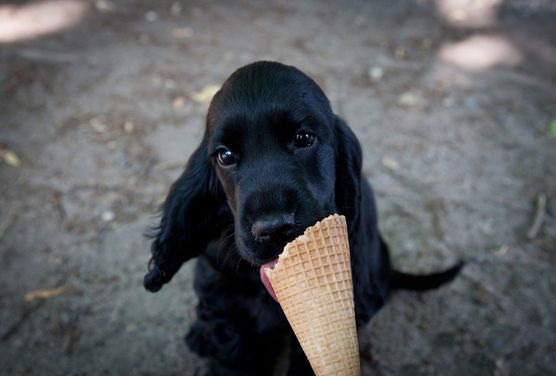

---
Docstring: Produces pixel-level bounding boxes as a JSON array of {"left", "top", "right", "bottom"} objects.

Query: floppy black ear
[
  {"left": 334, "top": 117, "right": 363, "bottom": 234},
  {"left": 144, "top": 138, "right": 228, "bottom": 292}
]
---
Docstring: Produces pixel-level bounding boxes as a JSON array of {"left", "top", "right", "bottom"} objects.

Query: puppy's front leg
[
  {"left": 187, "top": 257, "right": 285, "bottom": 375},
  {"left": 185, "top": 262, "right": 286, "bottom": 376},
  {"left": 186, "top": 309, "right": 283, "bottom": 376}
]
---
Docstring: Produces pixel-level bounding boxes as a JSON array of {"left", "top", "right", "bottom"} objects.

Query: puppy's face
[{"left": 206, "top": 63, "right": 338, "bottom": 265}]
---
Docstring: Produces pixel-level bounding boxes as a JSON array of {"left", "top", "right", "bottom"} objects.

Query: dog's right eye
[
  {"left": 293, "top": 131, "right": 316, "bottom": 149},
  {"left": 216, "top": 148, "right": 237, "bottom": 167}
]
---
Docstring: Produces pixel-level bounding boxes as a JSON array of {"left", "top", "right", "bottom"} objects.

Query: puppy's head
[
  {"left": 206, "top": 62, "right": 341, "bottom": 265},
  {"left": 144, "top": 61, "right": 363, "bottom": 292}
]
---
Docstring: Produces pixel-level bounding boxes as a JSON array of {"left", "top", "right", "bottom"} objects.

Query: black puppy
[{"left": 144, "top": 61, "right": 462, "bottom": 375}]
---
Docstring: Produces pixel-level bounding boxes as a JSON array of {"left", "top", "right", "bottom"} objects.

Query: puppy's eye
[
  {"left": 293, "top": 131, "right": 315, "bottom": 149},
  {"left": 216, "top": 148, "right": 237, "bottom": 167}
]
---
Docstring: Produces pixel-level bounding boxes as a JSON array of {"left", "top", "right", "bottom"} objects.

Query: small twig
[
  {"left": 11, "top": 48, "right": 80, "bottom": 64},
  {"left": 494, "top": 245, "right": 510, "bottom": 257},
  {"left": 64, "top": 325, "right": 80, "bottom": 356},
  {"left": 24, "top": 284, "right": 72, "bottom": 302},
  {"left": 0, "top": 209, "right": 17, "bottom": 241},
  {"left": 527, "top": 193, "right": 547, "bottom": 240},
  {"left": 1, "top": 301, "right": 43, "bottom": 342},
  {"left": 51, "top": 190, "right": 67, "bottom": 220}
]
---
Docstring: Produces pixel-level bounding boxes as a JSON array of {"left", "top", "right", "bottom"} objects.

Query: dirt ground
[{"left": 0, "top": 0, "right": 555, "bottom": 375}]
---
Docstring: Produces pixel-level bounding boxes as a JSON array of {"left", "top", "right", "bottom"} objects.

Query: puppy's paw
[
  {"left": 186, "top": 320, "right": 244, "bottom": 362},
  {"left": 143, "top": 263, "right": 165, "bottom": 292},
  {"left": 186, "top": 321, "right": 213, "bottom": 357}
]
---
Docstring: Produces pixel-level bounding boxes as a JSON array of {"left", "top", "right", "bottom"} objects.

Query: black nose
[{"left": 251, "top": 213, "right": 296, "bottom": 242}]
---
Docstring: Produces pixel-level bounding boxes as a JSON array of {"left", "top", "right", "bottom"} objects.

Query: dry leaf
[
  {"left": 89, "top": 118, "right": 108, "bottom": 133},
  {"left": 382, "top": 157, "right": 400, "bottom": 171},
  {"left": 398, "top": 91, "right": 419, "bottom": 107},
  {"left": 170, "top": 2, "right": 183, "bottom": 16},
  {"left": 123, "top": 120, "right": 134, "bottom": 133},
  {"left": 172, "top": 96, "right": 186, "bottom": 109},
  {"left": 0, "top": 148, "right": 21, "bottom": 167},
  {"left": 191, "top": 84, "right": 220, "bottom": 104},
  {"left": 94, "top": 0, "right": 115, "bottom": 13},
  {"left": 25, "top": 284, "right": 71, "bottom": 302}
]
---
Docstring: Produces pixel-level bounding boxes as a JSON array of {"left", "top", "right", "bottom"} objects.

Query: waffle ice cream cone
[{"left": 264, "top": 214, "right": 360, "bottom": 376}]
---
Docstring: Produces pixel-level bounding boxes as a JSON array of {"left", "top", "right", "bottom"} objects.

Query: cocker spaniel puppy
[{"left": 144, "top": 61, "right": 462, "bottom": 376}]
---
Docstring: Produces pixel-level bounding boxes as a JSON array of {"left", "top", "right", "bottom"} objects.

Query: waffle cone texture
[{"left": 265, "top": 214, "right": 360, "bottom": 376}]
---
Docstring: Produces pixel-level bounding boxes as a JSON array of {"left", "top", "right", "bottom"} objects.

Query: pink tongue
[{"left": 259, "top": 259, "right": 279, "bottom": 302}]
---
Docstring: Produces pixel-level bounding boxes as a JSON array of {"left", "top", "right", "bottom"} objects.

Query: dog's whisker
[{"left": 216, "top": 225, "right": 237, "bottom": 268}]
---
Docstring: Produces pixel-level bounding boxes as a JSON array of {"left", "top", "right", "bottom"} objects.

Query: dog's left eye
[
  {"left": 216, "top": 148, "right": 237, "bottom": 167},
  {"left": 293, "top": 131, "right": 315, "bottom": 149}
]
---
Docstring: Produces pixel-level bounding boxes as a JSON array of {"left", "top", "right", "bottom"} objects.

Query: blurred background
[{"left": 0, "top": 0, "right": 555, "bottom": 375}]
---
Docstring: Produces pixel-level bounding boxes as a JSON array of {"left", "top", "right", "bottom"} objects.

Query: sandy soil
[{"left": 1, "top": 0, "right": 555, "bottom": 375}]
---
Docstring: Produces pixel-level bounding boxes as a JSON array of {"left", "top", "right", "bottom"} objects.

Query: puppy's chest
[{"left": 195, "top": 240, "right": 284, "bottom": 314}]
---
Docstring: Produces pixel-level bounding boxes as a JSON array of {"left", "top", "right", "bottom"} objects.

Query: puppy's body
[{"left": 144, "top": 62, "right": 461, "bottom": 375}]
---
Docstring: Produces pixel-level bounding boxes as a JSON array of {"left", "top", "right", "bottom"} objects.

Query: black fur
[{"left": 144, "top": 61, "right": 462, "bottom": 375}]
